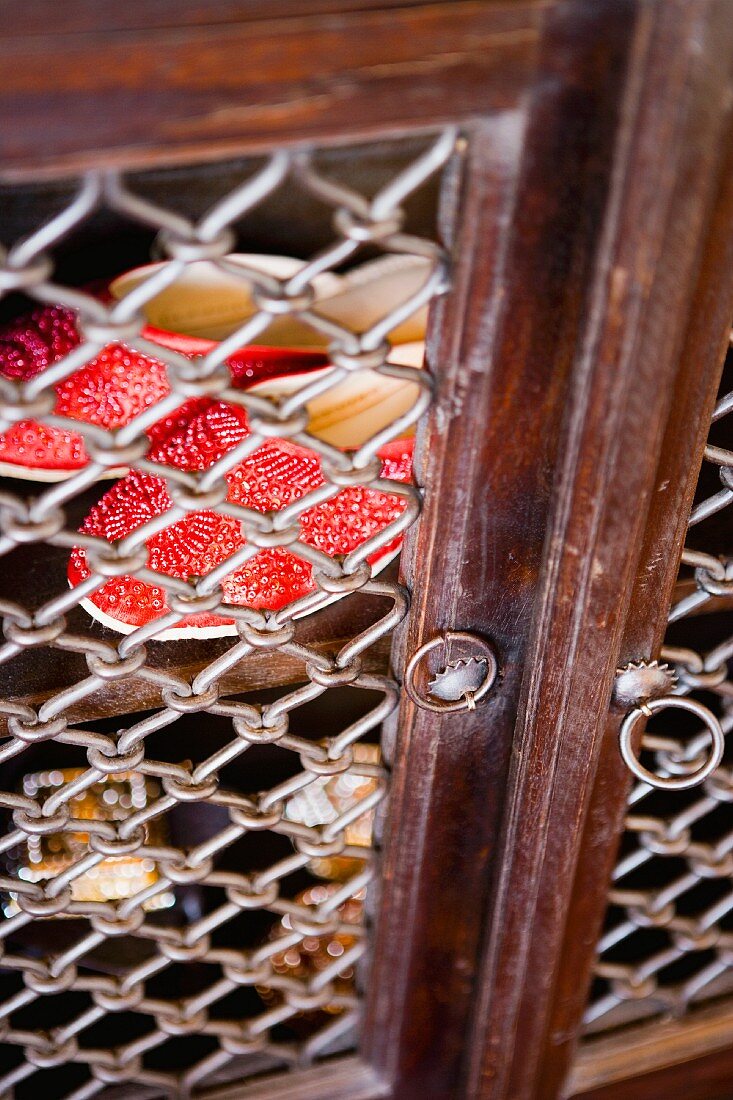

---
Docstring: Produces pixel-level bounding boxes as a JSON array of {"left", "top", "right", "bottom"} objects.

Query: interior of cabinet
[
  {"left": 0, "top": 134, "right": 448, "bottom": 1098},
  {"left": 0, "top": 136, "right": 441, "bottom": 716}
]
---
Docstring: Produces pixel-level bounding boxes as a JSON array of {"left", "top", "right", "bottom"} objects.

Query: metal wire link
[
  {"left": 0, "top": 131, "right": 456, "bottom": 1096},
  {"left": 587, "top": 375, "right": 733, "bottom": 1033}
]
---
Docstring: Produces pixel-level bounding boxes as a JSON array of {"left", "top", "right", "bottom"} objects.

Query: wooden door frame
[
  {"left": 464, "top": 4, "right": 733, "bottom": 1099},
  {"left": 3, "top": 3, "right": 733, "bottom": 1100}
]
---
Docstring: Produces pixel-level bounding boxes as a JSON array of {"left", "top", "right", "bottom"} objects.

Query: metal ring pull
[
  {"left": 618, "top": 695, "right": 725, "bottom": 791},
  {"left": 404, "top": 631, "right": 497, "bottom": 714}
]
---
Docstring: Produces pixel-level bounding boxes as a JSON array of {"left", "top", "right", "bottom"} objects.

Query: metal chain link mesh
[
  {"left": 0, "top": 131, "right": 455, "bottom": 1097},
  {"left": 585, "top": 352, "right": 733, "bottom": 1034}
]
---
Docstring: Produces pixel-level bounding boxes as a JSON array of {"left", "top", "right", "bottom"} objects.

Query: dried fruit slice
[
  {"left": 68, "top": 437, "right": 413, "bottom": 638},
  {"left": 0, "top": 302, "right": 328, "bottom": 481}
]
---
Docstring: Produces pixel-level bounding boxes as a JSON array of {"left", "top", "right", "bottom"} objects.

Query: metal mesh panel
[
  {"left": 585, "top": 353, "right": 733, "bottom": 1035},
  {"left": 0, "top": 131, "right": 455, "bottom": 1097}
]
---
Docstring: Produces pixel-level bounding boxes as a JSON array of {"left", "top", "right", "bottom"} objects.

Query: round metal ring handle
[
  {"left": 404, "top": 632, "right": 497, "bottom": 714},
  {"left": 619, "top": 695, "right": 725, "bottom": 791}
]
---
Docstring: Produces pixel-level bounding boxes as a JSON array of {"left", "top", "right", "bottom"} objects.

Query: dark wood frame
[
  {"left": 466, "top": 4, "right": 733, "bottom": 1098},
  {"left": 569, "top": 1000, "right": 733, "bottom": 1100},
  {"left": 3, "top": 3, "right": 733, "bottom": 1099}
]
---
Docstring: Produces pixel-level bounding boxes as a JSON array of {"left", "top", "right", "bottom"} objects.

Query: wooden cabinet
[{"left": 0, "top": 3, "right": 732, "bottom": 1098}]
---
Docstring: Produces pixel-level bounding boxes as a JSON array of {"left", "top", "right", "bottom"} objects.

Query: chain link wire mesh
[
  {"left": 585, "top": 351, "right": 733, "bottom": 1035},
  {"left": 0, "top": 130, "right": 455, "bottom": 1097}
]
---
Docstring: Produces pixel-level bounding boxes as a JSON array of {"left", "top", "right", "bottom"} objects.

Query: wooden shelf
[{"left": 569, "top": 998, "right": 733, "bottom": 1098}]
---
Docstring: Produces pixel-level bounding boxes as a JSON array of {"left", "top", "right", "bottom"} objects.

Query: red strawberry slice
[
  {"left": 143, "top": 326, "right": 329, "bottom": 388},
  {"left": 68, "top": 435, "right": 413, "bottom": 638},
  {"left": 146, "top": 397, "right": 249, "bottom": 471},
  {"left": 0, "top": 340, "right": 170, "bottom": 479},
  {"left": 0, "top": 303, "right": 79, "bottom": 380},
  {"left": 0, "top": 303, "right": 329, "bottom": 480}
]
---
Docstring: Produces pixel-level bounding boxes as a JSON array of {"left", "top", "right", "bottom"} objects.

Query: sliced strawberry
[
  {"left": 228, "top": 345, "right": 329, "bottom": 386},
  {"left": 54, "top": 344, "right": 170, "bottom": 428},
  {"left": 143, "top": 327, "right": 329, "bottom": 387},
  {"left": 146, "top": 398, "right": 250, "bottom": 471},
  {"left": 0, "top": 338, "right": 170, "bottom": 477},
  {"left": 0, "top": 420, "right": 87, "bottom": 474},
  {"left": 0, "top": 304, "right": 79, "bottom": 381},
  {"left": 68, "top": 436, "right": 413, "bottom": 637},
  {"left": 0, "top": 302, "right": 328, "bottom": 479},
  {"left": 146, "top": 394, "right": 413, "bottom": 499},
  {"left": 0, "top": 306, "right": 171, "bottom": 477}
]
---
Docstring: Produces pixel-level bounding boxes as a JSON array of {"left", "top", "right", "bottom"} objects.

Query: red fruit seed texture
[
  {"left": 0, "top": 303, "right": 328, "bottom": 476},
  {"left": 68, "top": 436, "right": 413, "bottom": 635}
]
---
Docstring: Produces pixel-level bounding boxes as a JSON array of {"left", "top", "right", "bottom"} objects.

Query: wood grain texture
[
  {"left": 573, "top": 1051, "right": 733, "bottom": 1100},
  {"left": 0, "top": 1, "right": 543, "bottom": 179},
  {"left": 573, "top": 1052, "right": 733, "bottom": 1100},
  {"left": 362, "top": 1, "right": 644, "bottom": 1092},
  {"left": 577, "top": 1059, "right": 733, "bottom": 1100},
  {"left": 6, "top": 0, "right": 549, "bottom": 37},
  {"left": 205, "top": 1054, "right": 388, "bottom": 1100},
  {"left": 569, "top": 1000, "right": 733, "bottom": 1097},
  {"left": 364, "top": 116, "right": 536, "bottom": 1100},
  {"left": 553, "top": 53, "right": 733, "bottom": 1100},
  {"left": 465, "top": 2, "right": 733, "bottom": 1099}
]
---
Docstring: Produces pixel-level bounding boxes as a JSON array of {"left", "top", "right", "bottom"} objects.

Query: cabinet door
[
  {"left": 566, "top": 220, "right": 733, "bottom": 1096},
  {"left": 0, "top": 4, "right": 731, "bottom": 1100}
]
